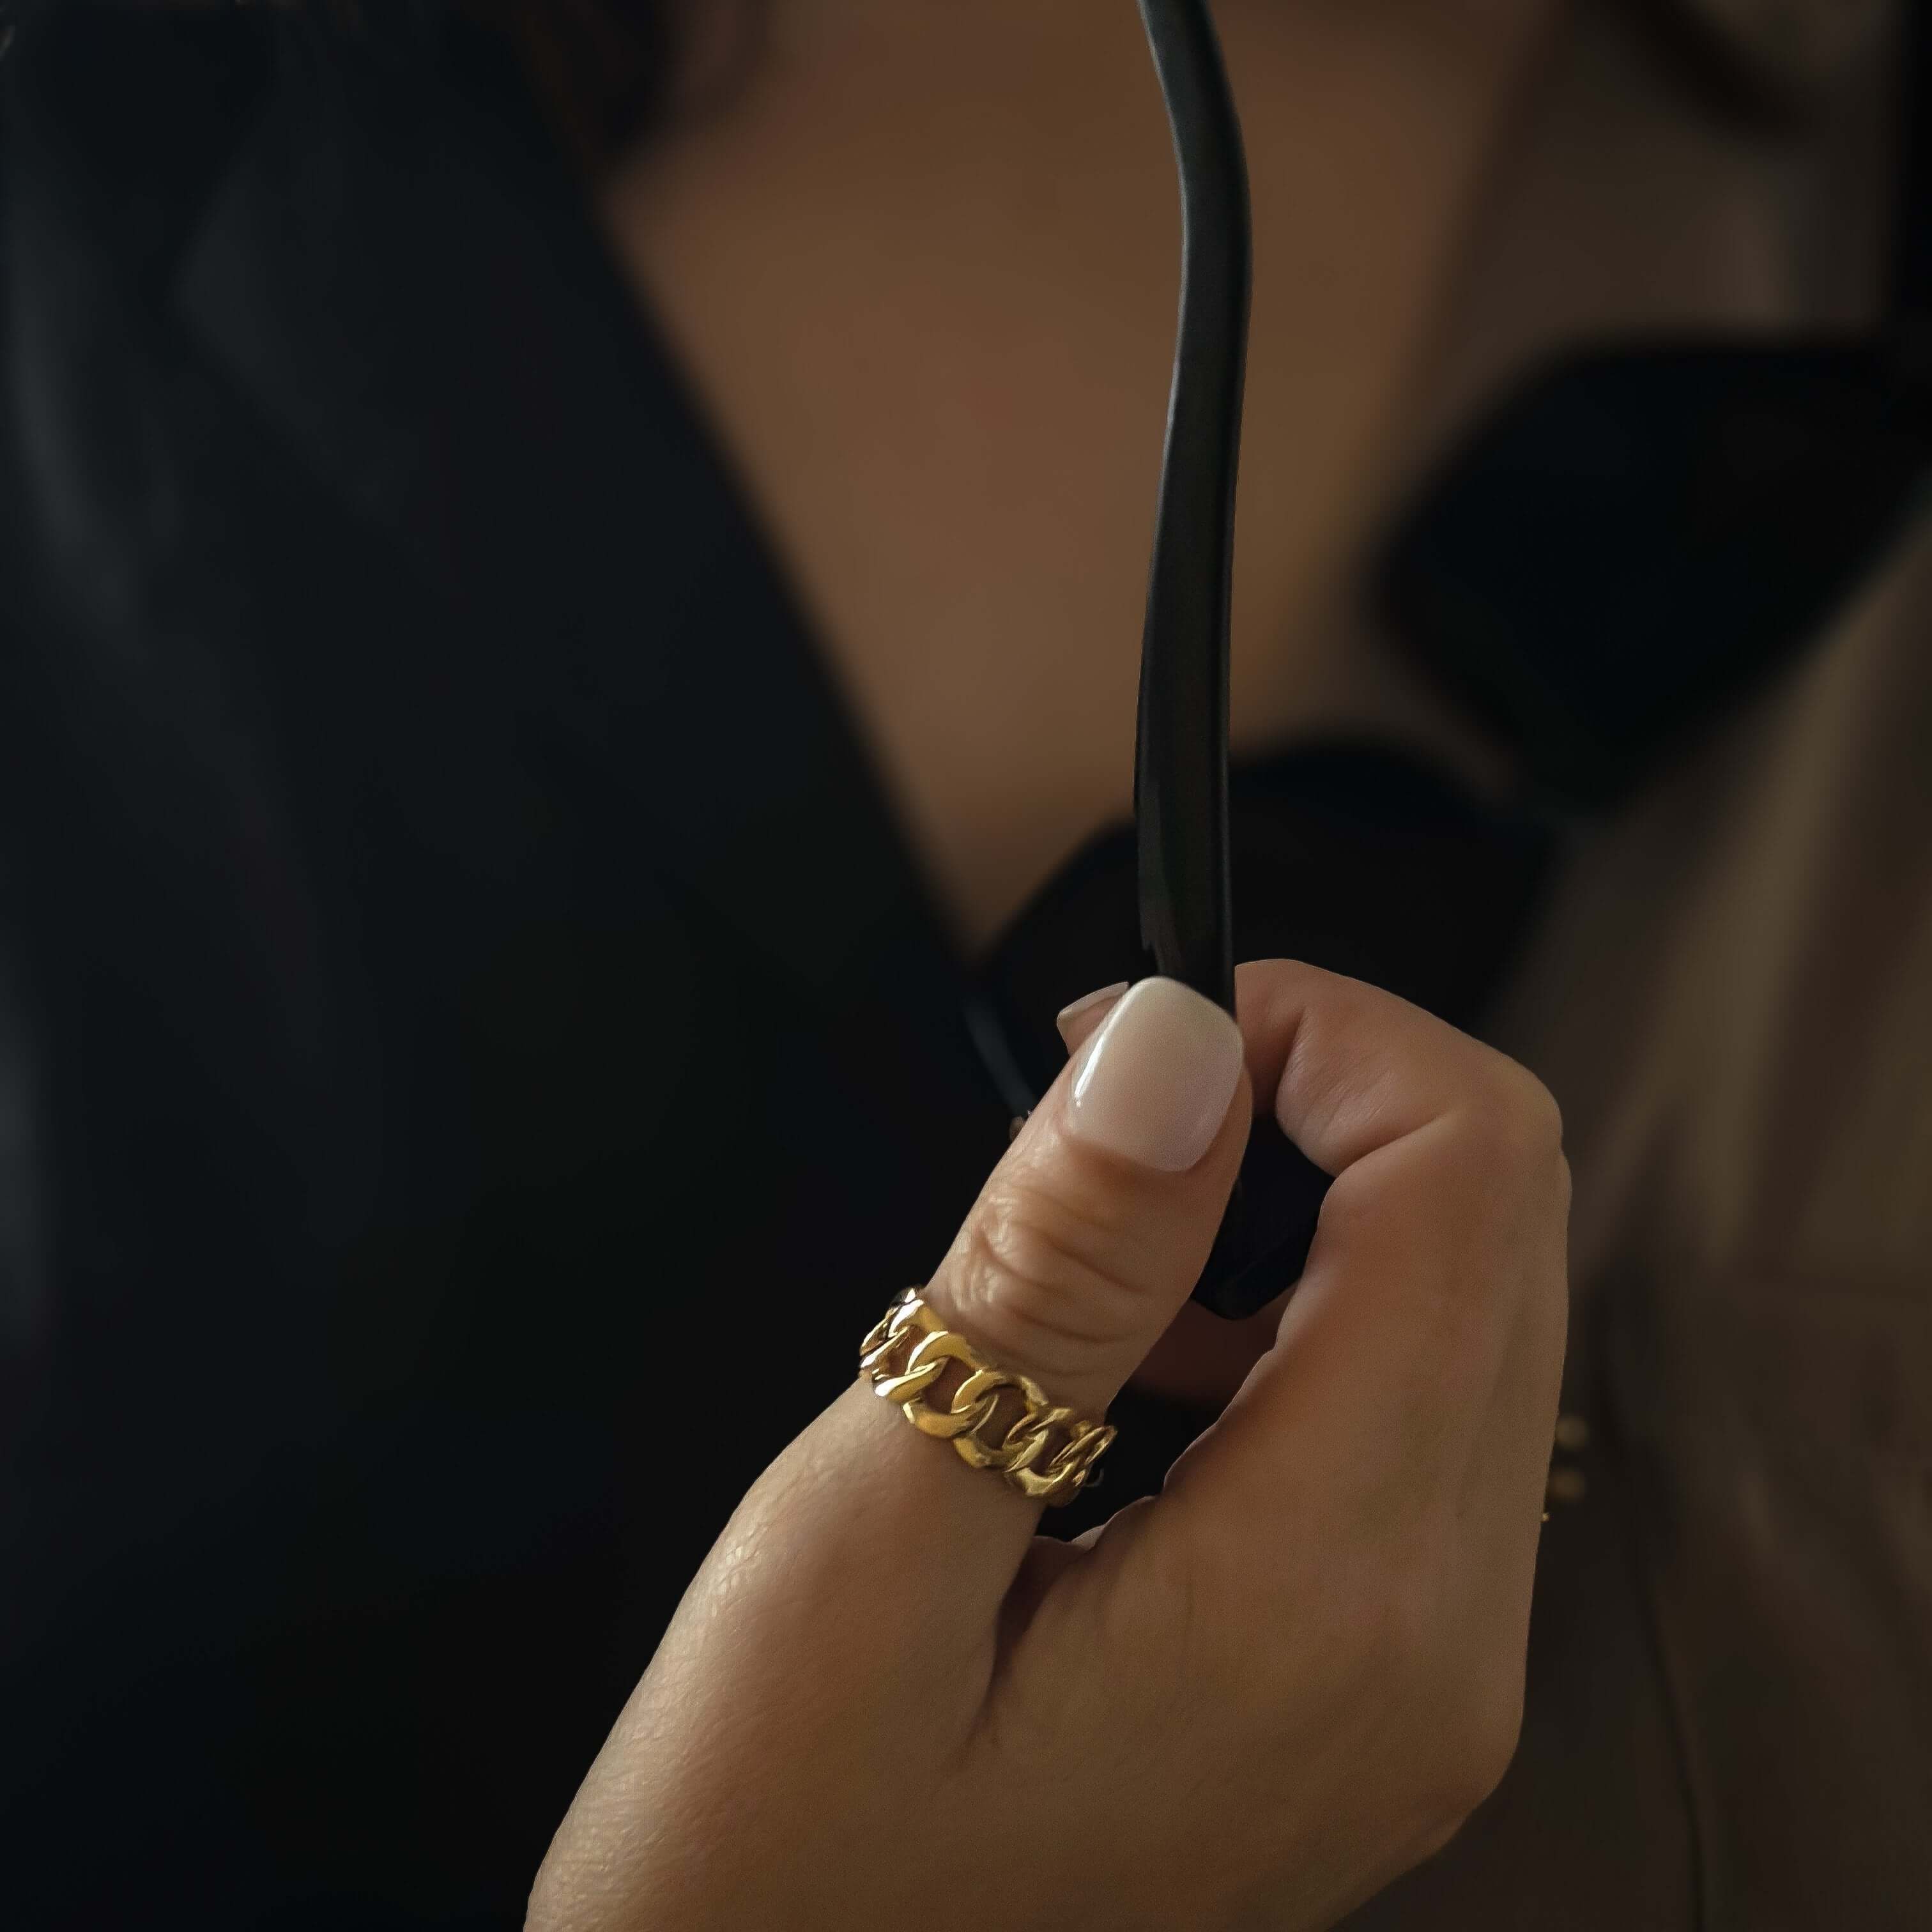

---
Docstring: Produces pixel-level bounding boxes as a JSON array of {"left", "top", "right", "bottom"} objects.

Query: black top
[{"left": 0, "top": 10, "right": 1547, "bottom": 1925}]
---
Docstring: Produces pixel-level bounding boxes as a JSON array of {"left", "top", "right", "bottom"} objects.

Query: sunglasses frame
[{"left": 1133, "top": 0, "right": 1337, "bottom": 1322}]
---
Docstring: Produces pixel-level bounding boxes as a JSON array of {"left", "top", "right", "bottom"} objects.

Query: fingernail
[
  {"left": 1055, "top": 980, "right": 1130, "bottom": 1046},
  {"left": 1064, "top": 977, "right": 1243, "bottom": 1172}
]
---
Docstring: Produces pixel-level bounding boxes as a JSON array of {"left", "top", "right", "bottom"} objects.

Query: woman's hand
[{"left": 526, "top": 961, "right": 1569, "bottom": 1932}]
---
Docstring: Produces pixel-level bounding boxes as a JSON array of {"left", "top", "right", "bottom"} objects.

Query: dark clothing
[
  {"left": 0, "top": 12, "right": 1550, "bottom": 1923},
  {"left": 0, "top": 13, "right": 1006, "bottom": 1920},
  {"left": 2, "top": 8, "right": 1923, "bottom": 1931}
]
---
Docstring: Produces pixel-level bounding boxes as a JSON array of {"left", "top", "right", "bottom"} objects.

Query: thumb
[
  {"left": 526, "top": 979, "right": 1254, "bottom": 1908},
  {"left": 821, "top": 972, "right": 1249, "bottom": 1644},
  {"left": 921, "top": 974, "right": 1250, "bottom": 1427}
]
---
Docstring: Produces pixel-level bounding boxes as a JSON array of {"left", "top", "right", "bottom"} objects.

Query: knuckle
[
  {"left": 1418, "top": 1668, "right": 1525, "bottom": 1834},
  {"left": 1461, "top": 1054, "right": 1566, "bottom": 1172},
  {"left": 948, "top": 1181, "right": 1137, "bottom": 1362},
  {"left": 1376, "top": 1584, "right": 1524, "bottom": 1836},
  {"left": 1414, "top": 1815, "right": 1466, "bottom": 1864},
  {"left": 1455, "top": 1676, "right": 1526, "bottom": 1811}
]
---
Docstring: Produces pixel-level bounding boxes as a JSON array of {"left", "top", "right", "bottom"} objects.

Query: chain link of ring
[{"left": 858, "top": 1288, "right": 1116, "bottom": 1506}]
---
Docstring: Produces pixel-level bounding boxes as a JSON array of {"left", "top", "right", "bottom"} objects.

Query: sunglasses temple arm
[{"left": 1133, "top": 0, "right": 1250, "bottom": 1017}]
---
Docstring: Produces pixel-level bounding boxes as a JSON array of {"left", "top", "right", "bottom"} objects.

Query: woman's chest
[{"left": 601, "top": 0, "right": 1552, "bottom": 948}]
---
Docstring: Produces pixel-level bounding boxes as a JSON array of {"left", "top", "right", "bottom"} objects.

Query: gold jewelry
[{"left": 858, "top": 1288, "right": 1116, "bottom": 1506}]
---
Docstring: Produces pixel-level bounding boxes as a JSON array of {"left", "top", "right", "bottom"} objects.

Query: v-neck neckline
[
  {"left": 171, "top": 12, "right": 997, "bottom": 1027},
  {"left": 164, "top": 12, "right": 1557, "bottom": 1131}
]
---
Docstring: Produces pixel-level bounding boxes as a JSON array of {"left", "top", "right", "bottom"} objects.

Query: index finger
[
  {"left": 1234, "top": 956, "right": 1556, "bottom": 1174},
  {"left": 1163, "top": 958, "right": 1568, "bottom": 1531}
]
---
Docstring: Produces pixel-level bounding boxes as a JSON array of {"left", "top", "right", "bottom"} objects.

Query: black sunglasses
[{"left": 990, "top": 0, "right": 1932, "bottom": 1321}]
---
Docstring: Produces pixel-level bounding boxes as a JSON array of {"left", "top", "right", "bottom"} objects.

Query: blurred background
[{"left": 1, "top": 1, "right": 1928, "bottom": 1926}]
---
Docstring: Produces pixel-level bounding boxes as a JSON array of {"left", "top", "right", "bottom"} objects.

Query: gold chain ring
[{"left": 858, "top": 1288, "right": 1116, "bottom": 1506}]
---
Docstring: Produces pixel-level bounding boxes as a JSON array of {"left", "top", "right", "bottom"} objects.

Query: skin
[
  {"left": 602, "top": 0, "right": 1557, "bottom": 955},
  {"left": 535, "top": 6, "right": 1574, "bottom": 1922},
  {"left": 599, "top": 0, "right": 1563, "bottom": 1407},
  {"left": 527, "top": 963, "right": 1569, "bottom": 1930}
]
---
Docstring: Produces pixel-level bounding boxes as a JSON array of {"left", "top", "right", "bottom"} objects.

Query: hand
[{"left": 527, "top": 962, "right": 1570, "bottom": 1932}]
